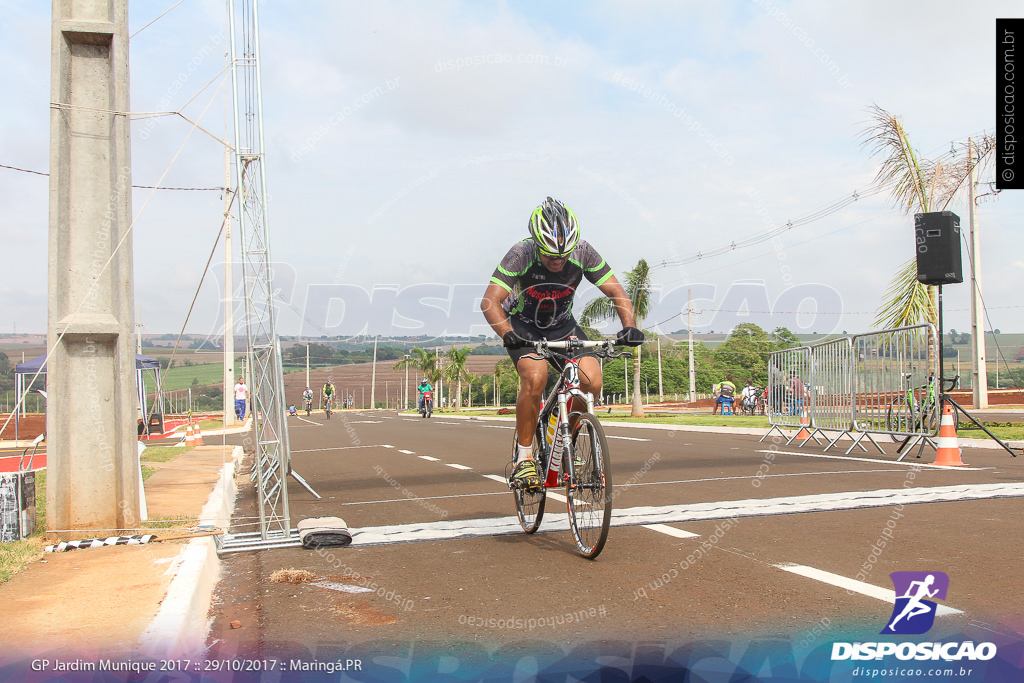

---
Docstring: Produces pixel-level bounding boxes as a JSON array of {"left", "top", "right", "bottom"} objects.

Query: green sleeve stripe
[
  {"left": 497, "top": 264, "right": 528, "bottom": 277},
  {"left": 490, "top": 276, "right": 513, "bottom": 292},
  {"left": 584, "top": 259, "right": 607, "bottom": 272},
  {"left": 594, "top": 271, "right": 614, "bottom": 286}
]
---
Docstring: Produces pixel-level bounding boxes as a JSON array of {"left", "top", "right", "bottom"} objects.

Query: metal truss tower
[{"left": 219, "top": 0, "right": 293, "bottom": 549}]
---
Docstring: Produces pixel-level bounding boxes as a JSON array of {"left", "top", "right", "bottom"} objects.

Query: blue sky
[{"left": 2, "top": 1, "right": 1022, "bottom": 342}]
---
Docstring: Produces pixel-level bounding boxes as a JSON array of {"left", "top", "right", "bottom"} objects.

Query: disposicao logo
[
  {"left": 830, "top": 570, "right": 998, "bottom": 663},
  {"left": 882, "top": 571, "right": 948, "bottom": 635}
]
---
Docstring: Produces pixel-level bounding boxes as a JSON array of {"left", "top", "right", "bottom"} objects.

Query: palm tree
[
  {"left": 394, "top": 347, "right": 437, "bottom": 411},
  {"left": 580, "top": 258, "right": 652, "bottom": 417},
  {"left": 860, "top": 104, "right": 994, "bottom": 330},
  {"left": 444, "top": 346, "right": 473, "bottom": 412},
  {"left": 493, "top": 358, "right": 514, "bottom": 407}
]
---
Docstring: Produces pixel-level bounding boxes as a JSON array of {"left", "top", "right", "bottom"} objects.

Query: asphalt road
[{"left": 204, "top": 409, "right": 1024, "bottom": 674}]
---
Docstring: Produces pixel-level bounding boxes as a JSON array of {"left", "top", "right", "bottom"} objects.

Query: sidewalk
[{"left": 0, "top": 444, "right": 241, "bottom": 667}]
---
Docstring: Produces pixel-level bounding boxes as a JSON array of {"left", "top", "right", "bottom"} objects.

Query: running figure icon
[
  {"left": 888, "top": 574, "right": 938, "bottom": 631},
  {"left": 882, "top": 571, "right": 950, "bottom": 635}
]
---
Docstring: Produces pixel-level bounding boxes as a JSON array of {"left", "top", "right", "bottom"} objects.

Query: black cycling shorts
[{"left": 505, "top": 321, "right": 598, "bottom": 371}]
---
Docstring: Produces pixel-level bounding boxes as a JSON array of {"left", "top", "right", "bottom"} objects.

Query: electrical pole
[
  {"left": 968, "top": 137, "right": 988, "bottom": 409},
  {"left": 370, "top": 335, "right": 378, "bottom": 409},
  {"left": 657, "top": 333, "right": 663, "bottom": 403},
  {"left": 222, "top": 139, "right": 236, "bottom": 426},
  {"left": 48, "top": 0, "right": 139, "bottom": 538},
  {"left": 688, "top": 289, "right": 696, "bottom": 402}
]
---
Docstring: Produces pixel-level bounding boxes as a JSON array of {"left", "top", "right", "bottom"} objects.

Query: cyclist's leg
[
  {"left": 514, "top": 356, "right": 547, "bottom": 456},
  {"left": 574, "top": 355, "right": 603, "bottom": 421}
]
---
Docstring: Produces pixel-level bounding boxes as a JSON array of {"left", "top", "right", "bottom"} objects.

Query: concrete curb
[{"left": 135, "top": 445, "right": 242, "bottom": 659}]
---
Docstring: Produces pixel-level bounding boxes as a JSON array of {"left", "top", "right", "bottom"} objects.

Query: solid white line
[
  {"left": 773, "top": 563, "right": 962, "bottom": 616},
  {"left": 446, "top": 463, "right": 472, "bottom": 471},
  {"left": 643, "top": 524, "right": 699, "bottom": 539},
  {"left": 606, "top": 435, "right": 651, "bottom": 442},
  {"left": 755, "top": 449, "right": 989, "bottom": 471},
  {"left": 346, "top": 482, "right": 1024, "bottom": 548},
  {"left": 293, "top": 416, "right": 322, "bottom": 426}
]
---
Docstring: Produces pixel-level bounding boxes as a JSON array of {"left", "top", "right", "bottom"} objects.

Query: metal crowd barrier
[
  {"left": 760, "top": 325, "right": 939, "bottom": 457},
  {"left": 760, "top": 346, "right": 812, "bottom": 444},
  {"left": 807, "top": 337, "right": 856, "bottom": 451},
  {"left": 848, "top": 324, "right": 939, "bottom": 457}
]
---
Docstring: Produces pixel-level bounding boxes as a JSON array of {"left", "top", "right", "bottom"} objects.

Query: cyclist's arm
[
  {"left": 596, "top": 276, "right": 636, "bottom": 328},
  {"left": 480, "top": 282, "right": 514, "bottom": 338}
]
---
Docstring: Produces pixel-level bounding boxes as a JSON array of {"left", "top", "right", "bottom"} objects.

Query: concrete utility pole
[
  {"left": 968, "top": 138, "right": 988, "bottom": 409},
  {"left": 370, "top": 335, "right": 378, "bottom": 408},
  {"left": 688, "top": 289, "right": 696, "bottom": 402},
  {"left": 223, "top": 143, "right": 236, "bottom": 425},
  {"left": 47, "top": 0, "right": 139, "bottom": 538}
]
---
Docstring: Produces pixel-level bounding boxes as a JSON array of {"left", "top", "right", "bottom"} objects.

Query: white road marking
[
  {"left": 606, "top": 435, "right": 651, "bottom": 442},
  {"left": 773, "top": 563, "right": 962, "bottom": 616},
  {"left": 643, "top": 524, "right": 699, "bottom": 539},
  {"left": 418, "top": 455, "right": 440, "bottom": 462},
  {"left": 446, "top": 463, "right": 472, "bottom": 471},
  {"left": 397, "top": 449, "right": 415, "bottom": 455},
  {"left": 292, "top": 416, "right": 322, "bottom": 426},
  {"left": 755, "top": 449, "right": 989, "bottom": 471},
  {"left": 345, "top": 483, "right": 1024, "bottom": 547},
  {"left": 292, "top": 445, "right": 390, "bottom": 453},
  {"left": 482, "top": 474, "right": 509, "bottom": 485}
]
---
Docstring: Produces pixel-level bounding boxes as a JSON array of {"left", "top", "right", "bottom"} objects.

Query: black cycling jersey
[{"left": 490, "top": 239, "right": 613, "bottom": 336}]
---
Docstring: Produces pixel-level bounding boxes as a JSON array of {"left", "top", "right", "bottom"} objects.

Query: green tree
[
  {"left": 580, "top": 258, "right": 652, "bottom": 417},
  {"left": 444, "top": 346, "right": 473, "bottom": 412},
  {"left": 715, "top": 323, "right": 771, "bottom": 384},
  {"left": 493, "top": 358, "right": 514, "bottom": 407},
  {"left": 860, "top": 105, "right": 993, "bottom": 330},
  {"left": 770, "top": 326, "right": 801, "bottom": 351}
]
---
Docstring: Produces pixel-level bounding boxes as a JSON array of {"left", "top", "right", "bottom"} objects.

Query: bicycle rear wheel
[
  {"left": 566, "top": 413, "right": 612, "bottom": 559},
  {"left": 511, "top": 427, "right": 546, "bottom": 534}
]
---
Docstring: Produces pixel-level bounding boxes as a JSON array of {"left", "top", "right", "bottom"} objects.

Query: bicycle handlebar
[{"left": 524, "top": 338, "right": 633, "bottom": 360}]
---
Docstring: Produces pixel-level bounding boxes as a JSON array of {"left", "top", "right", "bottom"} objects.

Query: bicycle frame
[{"left": 536, "top": 356, "right": 595, "bottom": 488}]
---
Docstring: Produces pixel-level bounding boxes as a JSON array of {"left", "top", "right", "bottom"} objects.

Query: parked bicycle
[
  {"left": 886, "top": 373, "right": 959, "bottom": 439},
  {"left": 507, "top": 337, "right": 632, "bottom": 559}
]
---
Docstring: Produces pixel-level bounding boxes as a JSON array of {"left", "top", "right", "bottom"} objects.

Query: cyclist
[
  {"left": 480, "top": 196, "right": 643, "bottom": 490},
  {"left": 713, "top": 376, "right": 737, "bottom": 415},
  {"left": 302, "top": 386, "right": 314, "bottom": 413},
  {"left": 417, "top": 377, "right": 433, "bottom": 413},
  {"left": 322, "top": 378, "right": 335, "bottom": 412},
  {"left": 740, "top": 380, "right": 759, "bottom": 414}
]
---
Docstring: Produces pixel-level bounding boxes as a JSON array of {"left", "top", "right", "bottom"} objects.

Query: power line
[{"left": 1, "top": 162, "right": 224, "bottom": 191}]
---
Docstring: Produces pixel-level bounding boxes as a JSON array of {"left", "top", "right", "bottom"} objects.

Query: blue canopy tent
[{"left": 14, "top": 353, "right": 165, "bottom": 440}]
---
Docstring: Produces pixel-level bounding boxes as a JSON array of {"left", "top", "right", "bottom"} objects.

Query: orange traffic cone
[
  {"left": 934, "top": 402, "right": 965, "bottom": 466},
  {"left": 185, "top": 422, "right": 195, "bottom": 447},
  {"left": 193, "top": 421, "right": 204, "bottom": 446},
  {"left": 795, "top": 408, "right": 812, "bottom": 440}
]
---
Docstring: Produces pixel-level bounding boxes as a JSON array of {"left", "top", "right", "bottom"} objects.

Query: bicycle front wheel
[
  {"left": 511, "top": 427, "right": 546, "bottom": 534},
  {"left": 566, "top": 413, "right": 612, "bottom": 559}
]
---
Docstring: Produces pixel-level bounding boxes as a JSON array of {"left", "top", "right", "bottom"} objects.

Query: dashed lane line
[{"left": 642, "top": 524, "right": 700, "bottom": 539}]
